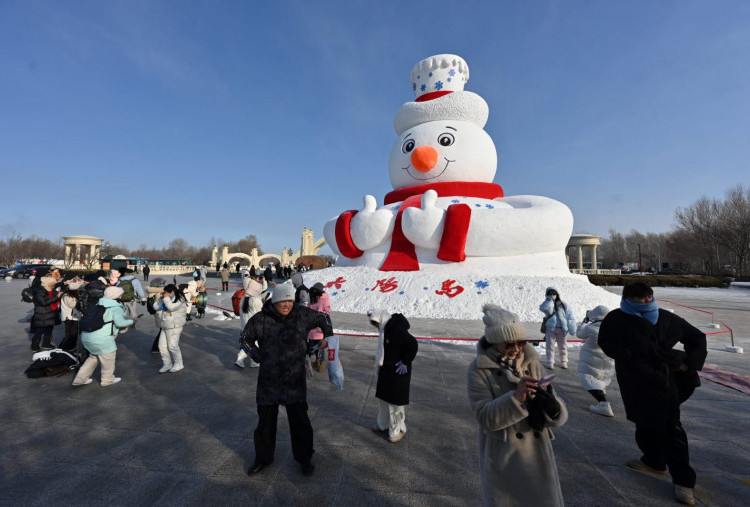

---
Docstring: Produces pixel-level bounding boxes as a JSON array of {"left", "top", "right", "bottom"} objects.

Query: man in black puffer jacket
[
  {"left": 30, "top": 276, "right": 63, "bottom": 351},
  {"left": 598, "top": 281, "right": 706, "bottom": 506},
  {"left": 240, "top": 283, "right": 333, "bottom": 477}
]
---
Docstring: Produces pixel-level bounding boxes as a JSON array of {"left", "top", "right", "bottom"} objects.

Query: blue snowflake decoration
[
  {"left": 399, "top": 291, "right": 405, "bottom": 295},
  {"left": 485, "top": 204, "right": 494, "bottom": 209},
  {"left": 475, "top": 280, "right": 490, "bottom": 289},
  {"left": 434, "top": 81, "right": 444, "bottom": 90},
  {"left": 412, "top": 82, "right": 416, "bottom": 91},
  {"left": 475, "top": 203, "right": 482, "bottom": 207},
  {"left": 423, "top": 287, "right": 428, "bottom": 290},
  {"left": 340, "top": 289, "right": 346, "bottom": 293},
  {"left": 333, "top": 292, "right": 339, "bottom": 296},
  {"left": 365, "top": 288, "right": 370, "bottom": 291},
  {"left": 420, "top": 84, "right": 426, "bottom": 92},
  {"left": 428, "top": 72, "right": 433, "bottom": 77},
  {"left": 447, "top": 77, "right": 452, "bottom": 82},
  {"left": 449, "top": 69, "right": 456, "bottom": 76},
  {"left": 451, "top": 199, "right": 460, "bottom": 203}
]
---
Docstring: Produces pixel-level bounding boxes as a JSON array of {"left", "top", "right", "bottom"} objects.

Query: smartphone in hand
[{"left": 539, "top": 373, "right": 556, "bottom": 389}]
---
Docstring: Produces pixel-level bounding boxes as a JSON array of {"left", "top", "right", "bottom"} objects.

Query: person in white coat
[
  {"left": 539, "top": 286, "right": 576, "bottom": 369},
  {"left": 154, "top": 284, "right": 187, "bottom": 373},
  {"left": 577, "top": 305, "right": 615, "bottom": 417},
  {"left": 235, "top": 274, "right": 265, "bottom": 368}
]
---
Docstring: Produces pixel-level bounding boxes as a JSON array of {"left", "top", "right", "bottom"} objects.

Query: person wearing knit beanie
[
  {"left": 103, "top": 286, "right": 124, "bottom": 300},
  {"left": 468, "top": 303, "right": 568, "bottom": 506}
]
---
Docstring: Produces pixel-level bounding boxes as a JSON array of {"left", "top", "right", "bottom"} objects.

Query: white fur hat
[
  {"left": 482, "top": 304, "right": 526, "bottom": 344},
  {"left": 586, "top": 305, "right": 610, "bottom": 322}
]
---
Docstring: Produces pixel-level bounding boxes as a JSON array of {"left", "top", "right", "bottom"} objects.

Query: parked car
[{"left": 1, "top": 264, "right": 53, "bottom": 279}]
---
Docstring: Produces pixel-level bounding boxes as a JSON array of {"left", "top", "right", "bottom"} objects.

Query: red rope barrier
[{"left": 657, "top": 299, "right": 732, "bottom": 336}]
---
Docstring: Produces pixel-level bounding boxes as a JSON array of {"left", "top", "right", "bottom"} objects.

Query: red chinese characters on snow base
[{"left": 324, "top": 277, "right": 466, "bottom": 298}]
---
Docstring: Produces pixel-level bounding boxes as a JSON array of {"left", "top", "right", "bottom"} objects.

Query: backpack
[
  {"left": 21, "top": 286, "right": 34, "bottom": 303},
  {"left": 231, "top": 289, "right": 246, "bottom": 316},
  {"left": 79, "top": 304, "right": 112, "bottom": 333},
  {"left": 119, "top": 279, "right": 135, "bottom": 302}
]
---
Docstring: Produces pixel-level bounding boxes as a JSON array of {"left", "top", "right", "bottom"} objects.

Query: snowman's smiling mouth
[{"left": 403, "top": 157, "right": 454, "bottom": 180}]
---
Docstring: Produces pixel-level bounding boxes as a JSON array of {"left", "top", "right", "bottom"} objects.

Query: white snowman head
[
  {"left": 388, "top": 120, "right": 497, "bottom": 189},
  {"left": 389, "top": 54, "right": 498, "bottom": 191}
]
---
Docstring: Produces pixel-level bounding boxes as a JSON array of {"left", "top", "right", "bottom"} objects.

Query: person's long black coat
[
  {"left": 376, "top": 313, "right": 418, "bottom": 406},
  {"left": 240, "top": 300, "right": 333, "bottom": 406},
  {"left": 598, "top": 309, "right": 706, "bottom": 428},
  {"left": 30, "top": 286, "right": 62, "bottom": 329}
]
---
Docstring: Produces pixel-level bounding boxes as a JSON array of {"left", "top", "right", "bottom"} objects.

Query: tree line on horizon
[{"left": 2, "top": 185, "right": 748, "bottom": 277}]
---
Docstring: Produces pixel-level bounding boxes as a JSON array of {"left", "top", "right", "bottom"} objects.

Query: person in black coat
[
  {"left": 240, "top": 283, "right": 334, "bottom": 477},
  {"left": 367, "top": 309, "right": 418, "bottom": 443},
  {"left": 598, "top": 281, "right": 706, "bottom": 506},
  {"left": 30, "top": 276, "right": 63, "bottom": 351}
]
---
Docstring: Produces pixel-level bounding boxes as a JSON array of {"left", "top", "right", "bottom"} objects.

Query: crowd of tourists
[{"left": 23, "top": 268, "right": 706, "bottom": 505}]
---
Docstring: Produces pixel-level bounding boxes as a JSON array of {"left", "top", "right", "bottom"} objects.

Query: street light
[{"left": 631, "top": 243, "right": 642, "bottom": 272}]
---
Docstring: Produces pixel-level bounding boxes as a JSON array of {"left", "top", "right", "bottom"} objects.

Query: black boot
[
  {"left": 31, "top": 337, "right": 41, "bottom": 352},
  {"left": 41, "top": 336, "right": 55, "bottom": 350},
  {"left": 151, "top": 332, "right": 160, "bottom": 354}
]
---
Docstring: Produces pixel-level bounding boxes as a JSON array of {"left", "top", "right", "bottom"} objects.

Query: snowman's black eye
[
  {"left": 438, "top": 133, "right": 455, "bottom": 146},
  {"left": 402, "top": 139, "right": 416, "bottom": 153}
]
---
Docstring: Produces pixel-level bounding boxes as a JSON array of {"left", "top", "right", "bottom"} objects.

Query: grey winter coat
[
  {"left": 241, "top": 300, "right": 333, "bottom": 406},
  {"left": 467, "top": 339, "right": 567, "bottom": 507},
  {"left": 576, "top": 321, "right": 615, "bottom": 391}
]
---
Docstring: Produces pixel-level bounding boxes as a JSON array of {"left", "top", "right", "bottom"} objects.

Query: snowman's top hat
[{"left": 394, "top": 54, "right": 489, "bottom": 135}]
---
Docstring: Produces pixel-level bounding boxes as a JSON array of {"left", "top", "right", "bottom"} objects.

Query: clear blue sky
[{"left": 2, "top": 0, "right": 748, "bottom": 257}]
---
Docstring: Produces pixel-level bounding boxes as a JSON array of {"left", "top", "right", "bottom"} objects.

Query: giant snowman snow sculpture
[{"left": 307, "top": 54, "right": 620, "bottom": 321}]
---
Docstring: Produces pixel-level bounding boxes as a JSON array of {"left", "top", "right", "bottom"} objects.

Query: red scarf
[{"left": 49, "top": 290, "right": 60, "bottom": 311}]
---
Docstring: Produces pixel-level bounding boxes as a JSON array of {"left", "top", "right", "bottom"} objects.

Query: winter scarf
[{"left": 620, "top": 298, "right": 659, "bottom": 325}]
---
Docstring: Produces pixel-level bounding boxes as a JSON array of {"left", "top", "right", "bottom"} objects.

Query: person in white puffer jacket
[
  {"left": 154, "top": 284, "right": 188, "bottom": 373},
  {"left": 576, "top": 305, "right": 615, "bottom": 417},
  {"left": 235, "top": 273, "right": 265, "bottom": 368}
]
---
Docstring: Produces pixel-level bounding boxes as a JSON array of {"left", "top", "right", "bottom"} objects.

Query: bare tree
[
  {"left": 674, "top": 197, "right": 722, "bottom": 274},
  {"left": 715, "top": 185, "right": 750, "bottom": 276}
]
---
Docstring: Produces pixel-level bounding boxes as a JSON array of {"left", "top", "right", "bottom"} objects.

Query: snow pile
[{"left": 301, "top": 262, "right": 621, "bottom": 322}]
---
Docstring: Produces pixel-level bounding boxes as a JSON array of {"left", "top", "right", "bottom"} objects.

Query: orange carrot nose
[{"left": 411, "top": 146, "right": 438, "bottom": 172}]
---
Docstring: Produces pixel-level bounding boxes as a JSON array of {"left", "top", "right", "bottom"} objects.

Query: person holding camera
[
  {"left": 468, "top": 304, "right": 568, "bottom": 507},
  {"left": 240, "top": 283, "right": 334, "bottom": 477},
  {"left": 598, "top": 281, "right": 706, "bottom": 506}
]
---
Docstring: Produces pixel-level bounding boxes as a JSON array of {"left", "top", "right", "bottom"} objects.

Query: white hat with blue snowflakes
[{"left": 394, "top": 54, "right": 489, "bottom": 135}]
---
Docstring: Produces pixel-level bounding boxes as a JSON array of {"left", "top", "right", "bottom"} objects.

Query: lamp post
[{"left": 631, "top": 243, "right": 642, "bottom": 272}]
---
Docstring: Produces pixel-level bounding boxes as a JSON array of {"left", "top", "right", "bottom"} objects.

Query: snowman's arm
[
  {"left": 464, "top": 196, "right": 574, "bottom": 256},
  {"left": 323, "top": 196, "right": 396, "bottom": 258}
]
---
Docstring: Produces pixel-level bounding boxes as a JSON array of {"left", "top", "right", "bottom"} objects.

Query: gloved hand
[
  {"left": 395, "top": 361, "right": 408, "bottom": 375},
  {"left": 531, "top": 384, "right": 561, "bottom": 419}
]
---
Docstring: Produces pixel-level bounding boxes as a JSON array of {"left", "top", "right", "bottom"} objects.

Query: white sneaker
[
  {"left": 72, "top": 378, "right": 93, "bottom": 387},
  {"left": 248, "top": 359, "right": 260, "bottom": 368},
  {"left": 169, "top": 365, "right": 184, "bottom": 373},
  {"left": 561, "top": 362, "right": 568, "bottom": 369},
  {"left": 589, "top": 401, "right": 614, "bottom": 417},
  {"left": 546, "top": 363, "right": 555, "bottom": 370},
  {"left": 159, "top": 365, "right": 172, "bottom": 374},
  {"left": 102, "top": 377, "right": 121, "bottom": 386},
  {"left": 388, "top": 431, "right": 405, "bottom": 443}
]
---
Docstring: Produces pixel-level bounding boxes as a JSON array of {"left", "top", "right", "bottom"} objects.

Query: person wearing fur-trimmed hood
[
  {"left": 577, "top": 305, "right": 615, "bottom": 417},
  {"left": 368, "top": 309, "right": 418, "bottom": 444},
  {"left": 539, "top": 286, "right": 577, "bottom": 369},
  {"left": 468, "top": 304, "right": 567, "bottom": 507}
]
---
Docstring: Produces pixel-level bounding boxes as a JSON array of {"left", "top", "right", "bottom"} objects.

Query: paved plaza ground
[{"left": 1, "top": 275, "right": 749, "bottom": 506}]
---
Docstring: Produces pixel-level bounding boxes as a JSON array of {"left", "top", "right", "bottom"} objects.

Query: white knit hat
[
  {"left": 482, "top": 304, "right": 526, "bottom": 344},
  {"left": 104, "top": 286, "right": 124, "bottom": 300}
]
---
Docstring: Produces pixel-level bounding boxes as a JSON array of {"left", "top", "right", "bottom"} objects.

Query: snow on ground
[{"left": 299, "top": 263, "right": 622, "bottom": 322}]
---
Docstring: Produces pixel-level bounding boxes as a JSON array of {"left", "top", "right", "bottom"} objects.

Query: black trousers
[
  {"left": 222, "top": 281, "right": 229, "bottom": 291},
  {"left": 254, "top": 402, "right": 313, "bottom": 465},
  {"left": 635, "top": 381, "right": 695, "bottom": 488}
]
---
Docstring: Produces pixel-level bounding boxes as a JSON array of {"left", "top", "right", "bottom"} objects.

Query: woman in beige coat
[{"left": 467, "top": 304, "right": 568, "bottom": 507}]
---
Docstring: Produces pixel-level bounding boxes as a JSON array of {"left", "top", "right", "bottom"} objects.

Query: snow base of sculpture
[{"left": 302, "top": 260, "right": 621, "bottom": 322}]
